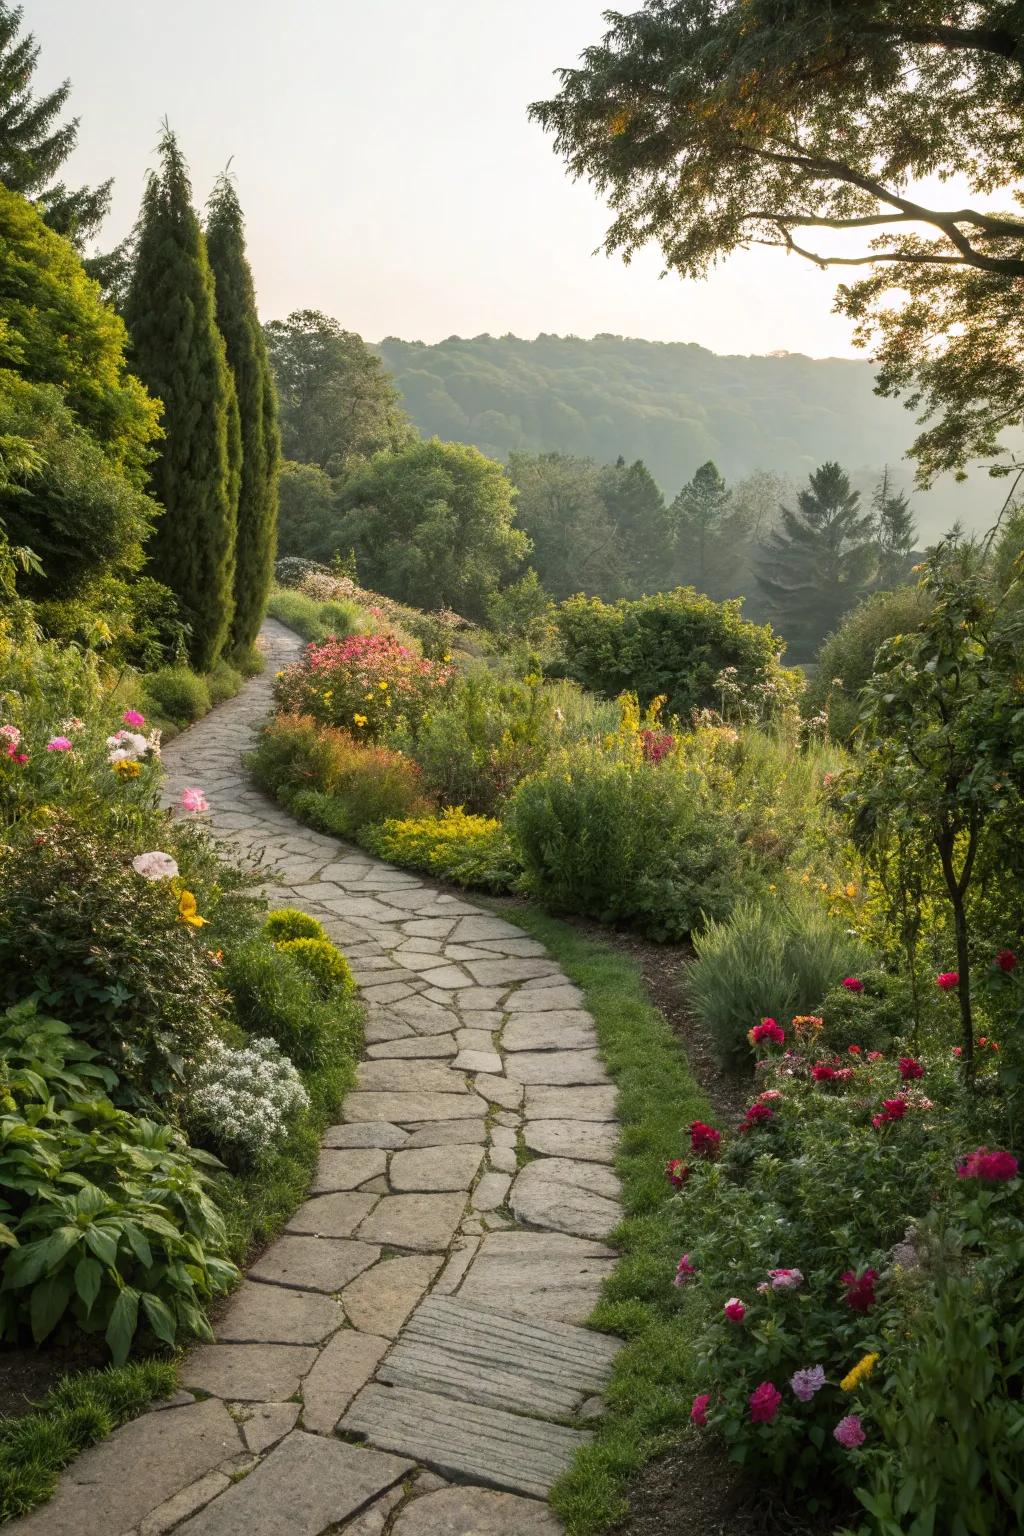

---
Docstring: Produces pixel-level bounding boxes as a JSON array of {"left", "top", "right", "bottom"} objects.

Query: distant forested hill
[{"left": 374, "top": 333, "right": 998, "bottom": 539}]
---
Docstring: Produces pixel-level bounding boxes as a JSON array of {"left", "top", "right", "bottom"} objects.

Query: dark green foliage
[
  {"left": 597, "top": 456, "right": 672, "bottom": 595},
  {"left": 264, "top": 309, "right": 412, "bottom": 475},
  {"left": 507, "top": 450, "right": 625, "bottom": 601},
  {"left": 873, "top": 469, "right": 919, "bottom": 588},
  {"left": 225, "top": 937, "right": 361, "bottom": 1071},
  {"left": 123, "top": 130, "right": 238, "bottom": 671},
  {"left": 757, "top": 462, "right": 877, "bottom": 660},
  {"left": 206, "top": 175, "right": 280, "bottom": 655},
  {"left": 670, "top": 460, "right": 754, "bottom": 601},
  {"left": 556, "top": 587, "right": 782, "bottom": 719},
  {"left": 817, "top": 969, "right": 917, "bottom": 1055},
  {"left": 0, "top": 4, "right": 110, "bottom": 245},
  {"left": 276, "top": 459, "right": 339, "bottom": 560},
  {"left": 265, "top": 587, "right": 363, "bottom": 644},
  {"left": 337, "top": 437, "right": 529, "bottom": 621},
  {"left": 206, "top": 659, "right": 243, "bottom": 706},
  {"left": 141, "top": 666, "right": 211, "bottom": 725},
  {"left": 807, "top": 585, "right": 932, "bottom": 743},
  {"left": 0, "top": 1360, "right": 178, "bottom": 1521}
]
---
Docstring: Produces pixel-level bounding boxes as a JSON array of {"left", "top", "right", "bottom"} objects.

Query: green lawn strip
[
  {"left": 0, "top": 1359, "right": 176, "bottom": 1523},
  {"left": 481, "top": 901, "right": 711, "bottom": 1534}
]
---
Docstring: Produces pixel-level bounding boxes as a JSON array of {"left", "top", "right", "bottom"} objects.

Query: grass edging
[
  {"left": 0, "top": 1359, "right": 177, "bottom": 1522},
  {"left": 482, "top": 900, "right": 710, "bottom": 1534}
]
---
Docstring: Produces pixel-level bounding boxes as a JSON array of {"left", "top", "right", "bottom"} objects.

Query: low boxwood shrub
[
  {"left": 206, "top": 660, "right": 244, "bottom": 706},
  {"left": 687, "top": 895, "right": 873, "bottom": 1069},
  {"left": 225, "top": 938, "right": 361, "bottom": 1071},
  {"left": 263, "top": 907, "right": 326, "bottom": 943},
  {"left": 275, "top": 937, "right": 355, "bottom": 998},
  {"left": 817, "top": 968, "right": 917, "bottom": 1054},
  {"left": 141, "top": 666, "right": 211, "bottom": 726},
  {"left": 361, "top": 808, "right": 519, "bottom": 891}
]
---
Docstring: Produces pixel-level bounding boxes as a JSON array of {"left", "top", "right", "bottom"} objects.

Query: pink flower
[
  {"left": 995, "top": 949, "right": 1018, "bottom": 973},
  {"left": 758, "top": 1089, "right": 782, "bottom": 1102},
  {"left": 11, "top": 751, "right": 28, "bottom": 764},
  {"left": 791, "top": 1365, "right": 826, "bottom": 1402},
  {"left": 690, "top": 1393, "right": 710, "bottom": 1427},
  {"left": 674, "top": 1254, "right": 697, "bottom": 1287},
  {"left": 181, "top": 787, "right": 209, "bottom": 814},
  {"left": 748, "top": 1382, "right": 782, "bottom": 1425},
  {"left": 723, "top": 1297, "right": 746, "bottom": 1322},
  {"left": 690, "top": 1121, "right": 721, "bottom": 1158},
  {"left": 834, "top": 1414, "right": 866, "bottom": 1449},
  {"left": 122, "top": 709, "right": 146, "bottom": 727},
  {"left": 867, "top": 1050, "right": 884, "bottom": 1062},
  {"left": 952, "top": 1046, "right": 962, "bottom": 1058},
  {"left": 841, "top": 1268, "right": 878, "bottom": 1313},
  {"left": 665, "top": 1159, "right": 690, "bottom": 1190},
  {"left": 46, "top": 736, "right": 73, "bottom": 752},
  {"left": 768, "top": 1268, "right": 804, "bottom": 1290},
  {"left": 898, "top": 1057, "right": 924, "bottom": 1081},
  {"left": 842, "top": 977, "right": 865, "bottom": 993},
  {"left": 956, "top": 1148, "right": 1019, "bottom": 1183},
  {"left": 132, "top": 851, "right": 179, "bottom": 881},
  {"left": 0, "top": 724, "right": 21, "bottom": 746},
  {"left": 749, "top": 1018, "right": 785, "bottom": 1047},
  {"left": 936, "top": 971, "right": 959, "bottom": 991}
]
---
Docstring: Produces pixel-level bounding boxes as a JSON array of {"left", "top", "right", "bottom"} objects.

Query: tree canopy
[
  {"left": 671, "top": 460, "right": 755, "bottom": 601},
  {"left": 531, "top": 2, "right": 1024, "bottom": 482},
  {"left": 264, "top": 310, "right": 413, "bottom": 476}
]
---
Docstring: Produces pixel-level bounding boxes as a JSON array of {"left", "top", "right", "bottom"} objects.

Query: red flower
[
  {"left": 674, "top": 1254, "right": 697, "bottom": 1286},
  {"left": 951, "top": 1046, "right": 962, "bottom": 1058},
  {"left": 898, "top": 1057, "right": 924, "bottom": 1081},
  {"left": 690, "top": 1121, "right": 721, "bottom": 1158},
  {"left": 841, "top": 1267, "right": 878, "bottom": 1313},
  {"left": 996, "top": 949, "right": 1018, "bottom": 973},
  {"left": 811, "top": 1064, "right": 837, "bottom": 1082},
  {"left": 956, "top": 1148, "right": 1020, "bottom": 1183},
  {"left": 848, "top": 1045, "right": 862, "bottom": 1056},
  {"left": 690, "top": 1393, "right": 710, "bottom": 1427},
  {"left": 739, "top": 1103, "right": 774, "bottom": 1134},
  {"left": 936, "top": 971, "right": 960, "bottom": 991},
  {"left": 842, "top": 977, "right": 865, "bottom": 993},
  {"left": 665, "top": 1159, "right": 690, "bottom": 1190},
  {"left": 748, "top": 1381, "right": 782, "bottom": 1424},
  {"left": 749, "top": 1018, "right": 785, "bottom": 1047},
  {"left": 723, "top": 1297, "right": 746, "bottom": 1322},
  {"left": 881, "top": 1097, "right": 908, "bottom": 1120}
]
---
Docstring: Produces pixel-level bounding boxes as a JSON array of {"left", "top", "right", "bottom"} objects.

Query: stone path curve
[{"left": 17, "top": 618, "right": 623, "bottom": 1536}]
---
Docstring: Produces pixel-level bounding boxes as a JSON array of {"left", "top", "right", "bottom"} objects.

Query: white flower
[
  {"left": 187, "top": 1037, "right": 308, "bottom": 1161},
  {"left": 132, "top": 851, "right": 179, "bottom": 881}
]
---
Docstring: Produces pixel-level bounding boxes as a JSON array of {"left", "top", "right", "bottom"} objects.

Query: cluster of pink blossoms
[{"left": 956, "top": 1148, "right": 1019, "bottom": 1182}]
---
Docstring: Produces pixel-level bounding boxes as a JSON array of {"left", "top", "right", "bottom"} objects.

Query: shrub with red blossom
[
  {"left": 639, "top": 727, "right": 675, "bottom": 764},
  {"left": 935, "top": 970, "right": 959, "bottom": 991},
  {"left": 898, "top": 1056, "right": 924, "bottom": 1081},
  {"left": 748, "top": 1381, "right": 782, "bottom": 1424},
  {"left": 690, "top": 1120, "right": 721, "bottom": 1158},
  {"left": 841, "top": 1267, "right": 878, "bottom": 1313},
  {"left": 955, "top": 1148, "right": 1019, "bottom": 1182},
  {"left": 748, "top": 1017, "right": 785, "bottom": 1047},
  {"left": 274, "top": 631, "right": 453, "bottom": 738}
]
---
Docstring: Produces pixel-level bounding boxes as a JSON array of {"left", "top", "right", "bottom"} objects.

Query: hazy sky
[{"left": 33, "top": 0, "right": 865, "bottom": 355}]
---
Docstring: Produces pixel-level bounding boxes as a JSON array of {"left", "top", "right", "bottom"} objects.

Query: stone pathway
[{"left": 16, "top": 619, "right": 623, "bottom": 1536}]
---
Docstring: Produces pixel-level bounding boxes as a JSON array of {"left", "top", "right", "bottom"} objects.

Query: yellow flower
[
  {"left": 177, "top": 890, "right": 208, "bottom": 928},
  {"left": 845, "top": 882, "right": 857, "bottom": 899},
  {"left": 378, "top": 679, "right": 389, "bottom": 689},
  {"left": 322, "top": 690, "right": 333, "bottom": 702},
  {"left": 840, "top": 1352, "right": 879, "bottom": 1393},
  {"left": 353, "top": 713, "right": 368, "bottom": 728},
  {"left": 364, "top": 692, "right": 374, "bottom": 701},
  {"left": 113, "top": 759, "right": 141, "bottom": 779}
]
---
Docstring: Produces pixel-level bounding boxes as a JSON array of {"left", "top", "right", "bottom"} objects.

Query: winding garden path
[{"left": 18, "top": 619, "right": 623, "bottom": 1536}]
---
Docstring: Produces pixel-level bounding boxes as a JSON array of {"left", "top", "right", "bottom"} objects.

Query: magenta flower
[
  {"left": 956, "top": 1148, "right": 1019, "bottom": 1183},
  {"left": 841, "top": 977, "right": 865, "bottom": 993},
  {"left": 123, "top": 709, "right": 146, "bottom": 727},
  {"left": 674, "top": 1253, "right": 696, "bottom": 1287},
  {"left": 898, "top": 1057, "right": 924, "bottom": 1081},
  {"left": 834, "top": 1414, "right": 866, "bottom": 1449},
  {"left": 46, "top": 736, "right": 73, "bottom": 752},
  {"left": 690, "top": 1393, "right": 710, "bottom": 1427},
  {"left": 768, "top": 1267, "right": 804, "bottom": 1290},
  {"left": 791, "top": 1365, "right": 826, "bottom": 1402},
  {"left": 995, "top": 949, "right": 1018, "bottom": 973},
  {"left": 936, "top": 971, "right": 959, "bottom": 991},
  {"left": 748, "top": 1382, "right": 782, "bottom": 1424},
  {"left": 181, "top": 787, "right": 209, "bottom": 814},
  {"left": 723, "top": 1297, "right": 746, "bottom": 1322}
]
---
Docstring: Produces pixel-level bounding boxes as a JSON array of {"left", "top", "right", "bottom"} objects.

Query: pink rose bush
[{"left": 273, "top": 631, "right": 453, "bottom": 738}]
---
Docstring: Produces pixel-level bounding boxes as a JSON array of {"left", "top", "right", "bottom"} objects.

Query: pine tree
[
  {"left": 206, "top": 173, "right": 280, "bottom": 657},
  {"left": 872, "top": 467, "right": 918, "bottom": 588},
  {"left": 123, "top": 128, "right": 238, "bottom": 671},
  {"left": 597, "top": 456, "right": 672, "bottom": 596},
  {"left": 670, "top": 459, "right": 754, "bottom": 599},
  {"left": 0, "top": 3, "right": 110, "bottom": 243},
  {"left": 756, "top": 461, "right": 877, "bottom": 659}
]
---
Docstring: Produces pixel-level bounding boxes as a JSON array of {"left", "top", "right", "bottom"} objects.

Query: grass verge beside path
[
  {"left": 0, "top": 1360, "right": 176, "bottom": 1522},
  {"left": 483, "top": 901, "right": 709, "bottom": 1535}
]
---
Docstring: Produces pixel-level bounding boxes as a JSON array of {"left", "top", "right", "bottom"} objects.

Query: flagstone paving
[{"left": 13, "top": 618, "right": 623, "bottom": 1536}]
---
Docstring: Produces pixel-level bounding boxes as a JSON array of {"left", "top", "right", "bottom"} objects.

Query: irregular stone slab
[
  {"left": 237, "top": 1401, "right": 301, "bottom": 1454},
  {"left": 13, "top": 1397, "right": 242, "bottom": 1536},
  {"left": 452, "top": 1048, "right": 503, "bottom": 1075},
  {"left": 472, "top": 1172, "right": 511, "bottom": 1211},
  {"left": 453, "top": 988, "right": 508, "bottom": 1012},
  {"left": 475, "top": 938, "right": 550, "bottom": 958},
  {"left": 138, "top": 1470, "right": 231, "bottom": 1536},
  {"left": 523, "top": 1120, "right": 618, "bottom": 1164},
  {"left": 443, "top": 945, "right": 495, "bottom": 962},
  {"left": 362, "top": 982, "right": 418, "bottom": 1005},
  {"left": 379, "top": 1294, "right": 620, "bottom": 1417},
  {"left": 525, "top": 1085, "right": 618, "bottom": 1122},
  {"left": 505, "top": 1050, "right": 610, "bottom": 1087},
  {"left": 394, "top": 937, "right": 444, "bottom": 955},
  {"left": 176, "top": 1432, "right": 413, "bottom": 1536},
  {"left": 505, "top": 985, "right": 586, "bottom": 1013},
  {"left": 342, "top": 1486, "right": 404, "bottom": 1536},
  {"left": 502, "top": 1012, "right": 597, "bottom": 1053},
  {"left": 391, "top": 1485, "right": 562, "bottom": 1535},
  {"left": 363, "top": 1013, "right": 415, "bottom": 1044},
  {"left": 434, "top": 1235, "right": 479, "bottom": 1296},
  {"left": 217, "top": 1280, "right": 344, "bottom": 1345},
  {"left": 358, "top": 1192, "right": 467, "bottom": 1252},
  {"left": 357, "top": 1060, "right": 470, "bottom": 1094},
  {"left": 455, "top": 1027, "right": 495, "bottom": 1052},
  {"left": 413, "top": 964, "right": 472, "bottom": 990},
  {"left": 511, "top": 1158, "right": 621, "bottom": 1241},
  {"left": 181, "top": 1343, "right": 317, "bottom": 1402},
  {"left": 472, "top": 1074, "right": 522, "bottom": 1110},
  {"left": 402, "top": 918, "right": 457, "bottom": 938},
  {"left": 490, "top": 1124, "right": 516, "bottom": 1148},
  {"left": 302, "top": 1329, "right": 389, "bottom": 1433},
  {"left": 340, "top": 1383, "right": 590, "bottom": 1499},
  {"left": 493, "top": 1109, "right": 521, "bottom": 1127},
  {"left": 249, "top": 1236, "right": 380, "bottom": 1293},
  {"left": 343, "top": 1091, "right": 486, "bottom": 1123},
  {"left": 448, "top": 915, "right": 525, "bottom": 942},
  {"left": 488, "top": 1145, "right": 517, "bottom": 1174},
  {"left": 392, "top": 998, "right": 462, "bottom": 1036},
  {"left": 286, "top": 1191, "right": 379, "bottom": 1237},
  {"left": 402, "top": 1120, "right": 488, "bottom": 1148},
  {"left": 342, "top": 1253, "right": 443, "bottom": 1336},
  {"left": 366, "top": 1034, "right": 457, "bottom": 1059},
  {"left": 390, "top": 1143, "right": 485, "bottom": 1191},
  {"left": 458, "top": 1231, "right": 617, "bottom": 1324},
  {"left": 312, "top": 1147, "right": 387, "bottom": 1192},
  {"left": 465, "top": 958, "right": 560, "bottom": 986},
  {"left": 323, "top": 1121, "right": 408, "bottom": 1149},
  {"left": 393, "top": 950, "right": 458, "bottom": 973}
]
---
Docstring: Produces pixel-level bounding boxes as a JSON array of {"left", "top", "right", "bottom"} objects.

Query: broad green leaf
[
  {"left": 84, "top": 1224, "right": 118, "bottom": 1268},
  {"left": 140, "top": 1292, "right": 177, "bottom": 1345},
  {"left": 30, "top": 1270, "right": 73, "bottom": 1342},
  {"left": 105, "top": 1286, "right": 139, "bottom": 1366},
  {"left": 0, "top": 1221, "right": 18, "bottom": 1249},
  {"left": 74, "top": 1255, "right": 103, "bottom": 1313}
]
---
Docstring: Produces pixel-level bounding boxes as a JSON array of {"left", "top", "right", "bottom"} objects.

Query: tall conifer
[
  {"left": 124, "top": 128, "right": 238, "bottom": 670},
  {"left": 206, "top": 173, "right": 280, "bottom": 655}
]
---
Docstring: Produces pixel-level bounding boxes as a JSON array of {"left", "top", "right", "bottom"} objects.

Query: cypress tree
[
  {"left": 206, "top": 172, "right": 280, "bottom": 656},
  {"left": 123, "top": 128, "right": 238, "bottom": 671}
]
